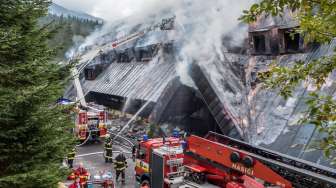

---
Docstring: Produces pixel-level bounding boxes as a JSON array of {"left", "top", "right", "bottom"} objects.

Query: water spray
[{"left": 111, "top": 100, "right": 152, "bottom": 144}]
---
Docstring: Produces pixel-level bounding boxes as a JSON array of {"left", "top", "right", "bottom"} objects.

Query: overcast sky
[{"left": 53, "top": 0, "right": 156, "bottom": 21}]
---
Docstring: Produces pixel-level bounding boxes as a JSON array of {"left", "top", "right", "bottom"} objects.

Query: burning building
[
  {"left": 65, "top": 8, "right": 335, "bottom": 168},
  {"left": 64, "top": 16, "right": 223, "bottom": 136}
]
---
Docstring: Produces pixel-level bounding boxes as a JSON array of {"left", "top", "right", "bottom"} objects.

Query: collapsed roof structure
[
  {"left": 246, "top": 12, "right": 336, "bottom": 167},
  {"left": 65, "top": 10, "right": 335, "bottom": 168}
]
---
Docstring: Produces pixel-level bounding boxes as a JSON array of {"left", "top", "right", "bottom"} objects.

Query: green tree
[
  {"left": 241, "top": 1, "right": 336, "bottom": 162},
  {"left": 39, "top": 14, "right": 101, "bottom": 62},
  {"left": 0, "top": 1, "right": 75, "bottom": 187}
]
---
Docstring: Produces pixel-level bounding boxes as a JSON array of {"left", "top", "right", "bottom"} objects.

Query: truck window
[{"left": 138, "top": 147, "right": 147, "bottom": 160}]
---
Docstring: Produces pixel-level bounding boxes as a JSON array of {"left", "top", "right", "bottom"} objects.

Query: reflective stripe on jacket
[
  {"left": 104, "top": 146, "right": 113, "bottom": 151},
  {"left": 104, "top": 143, "right": 113, "bottom": 150},
  {"left": 114, "top": 160, "right": 127, "bottom": 171},
  {"left": 68, "top": 152, "right": 76, "bottom": 160}
]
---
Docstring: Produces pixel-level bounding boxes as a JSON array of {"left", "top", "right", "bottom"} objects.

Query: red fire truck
[
  {"left": 135, "top": 132, "right": 336, "bottom": 188},
  {"left": 76, "top": 109, "right": 107, "bottom": 142},
  {"left": 135, "top": 135, "right": 185, "bottom": 187}
]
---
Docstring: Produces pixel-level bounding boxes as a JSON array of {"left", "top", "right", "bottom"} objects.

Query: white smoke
[
  {"left": 68, "top": 0, "right": 255, "bottom": 138},
  {"left": 175, "top": 0, "right": 252, "bottom": 58},
  {"left": 72, "top": 0, "right": 253, "bottom": 54}
]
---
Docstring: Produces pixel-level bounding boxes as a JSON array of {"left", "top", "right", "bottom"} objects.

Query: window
[
  {"left": 284, "top": 32, "right": 300, "bottom": 52},
  {"left": 137, "top": 146, "right": 147, "bottom": 160},
  {"left": 140, "top": 50, "right": 152, "bottom": 61},
  {"left": 89, "top": 70, "right": 94, "bottom": 80},
  {"left": 253, "top": 35, "right": 266, "bottom": 54},
  {"left": 118, "top": 52, "right": 130, "bottom": 62},
  {"left": 85, "top": 68, "right": 95, "bottom": 80}
]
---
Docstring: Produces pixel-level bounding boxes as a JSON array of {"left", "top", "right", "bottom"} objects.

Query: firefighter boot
[{"left": 121, "top": 170, "right": 125, "bottom": 184}]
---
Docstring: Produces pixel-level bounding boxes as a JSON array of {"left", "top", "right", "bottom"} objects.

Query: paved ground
[
  {"left": 65, "top": 142, "right": 137, "bottom": 188},
  {"left": 63, "top": 117, "right": 148, "bottom": 188}
]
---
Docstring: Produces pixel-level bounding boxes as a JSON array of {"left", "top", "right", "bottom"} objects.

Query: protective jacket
[
  {"left": 67, "top": 150, "right": 76, "bottom": 160},
  {"left": 74, "top": 167, "right": 89, "bottom": 185},
  {"left": 114, "top": 153, "right": 127, "bottom": 171},
  {"left": 105, "top": 142, "right": 113, "bottom": 153},
  {"left": 104, "top": 142, "right": 113, "bottom": 162}
]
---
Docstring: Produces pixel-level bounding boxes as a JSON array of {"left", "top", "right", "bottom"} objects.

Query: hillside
[
  {"left": 48, "top": 3, "right": 103, "bottom": 23},
  {"left": 39, "top": 11, "right": 102, "bottom": 61}
]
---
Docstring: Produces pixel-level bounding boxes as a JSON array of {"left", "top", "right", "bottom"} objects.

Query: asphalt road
[{"left": 66, "top": 142, "right": 137, "bottom": 188}]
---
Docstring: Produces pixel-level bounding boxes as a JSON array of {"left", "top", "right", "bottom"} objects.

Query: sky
[{"left": 53, "top": 0, "right": 158, "bottom": 21}]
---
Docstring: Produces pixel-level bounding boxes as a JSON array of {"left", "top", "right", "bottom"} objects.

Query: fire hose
[
  {"left": 75, "top": 129, "right": 134, "bottom": 148},
  {"left": 108, "top": 131, "right": 135, "bottom": 147},
  {"left": 76, "top": 130, "right": 92, "bottom": 147}
]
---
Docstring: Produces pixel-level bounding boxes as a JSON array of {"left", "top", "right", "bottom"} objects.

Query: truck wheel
[{"left": 194, "top": 172, "right": 205, "bottom": 184}]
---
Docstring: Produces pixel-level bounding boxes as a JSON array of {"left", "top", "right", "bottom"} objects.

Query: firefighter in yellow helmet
[
  {"left": 114, "top": 151, "right": 127, "bottom": 184},
  {"left": 67, "top": 148, "right": 76, "bottom": 169},
  {"left": 104, "top": 134, "right": 113, "bottom": 163},
  {"left": 104, "top": 142, "right": 113, "bottom": 163}
]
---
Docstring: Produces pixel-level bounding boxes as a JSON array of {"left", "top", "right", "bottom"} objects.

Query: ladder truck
[
  {"left": 71, "top": 61, "right": 108, "bottom": 143},
  {"left": 69, "top": 19, "right": 149, "bottom": 143},
  {"left": 134, "top": 132, "right": 336, "bottom": 188}
]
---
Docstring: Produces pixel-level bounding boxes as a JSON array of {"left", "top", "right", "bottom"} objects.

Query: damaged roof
[
  {"left": 135, "top": 30, "right": 176, "bottom": 48},
  {"left": 192, "top": 38, "right": 336, "bottom": 168},
  {"left": 196, "top": 53, "right": 248, "bottom": 136},
  {"left": 249, "top": 9, "right": 299, "bottom": 32},
  {"left": 82, "top": 60, "right": 177, "bottom": 102},
  {"left": 253, "top": 40, "right": 336, "bottom": 167}
]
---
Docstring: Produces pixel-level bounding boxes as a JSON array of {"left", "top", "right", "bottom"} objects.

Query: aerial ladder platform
[{"left": 185, "top": 131, "right": 336, "bottom": 188}]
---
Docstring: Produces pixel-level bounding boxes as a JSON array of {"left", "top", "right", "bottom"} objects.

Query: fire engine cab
[{"left": 135, "top": 135, "right": 185, "bottom": 188}]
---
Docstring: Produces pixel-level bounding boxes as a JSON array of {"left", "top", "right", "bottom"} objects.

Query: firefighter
[
  {"left": 114, "top": 151, "right": 127, "bottom": 184},
  {"left": 89, "top": 123, "right": 99, "bottom": 143},
  {"left": 104, "top": 141, "right": 113, "bottom": 163},
  {"left": 131, "top": 145, "right": 136, "bottom": 162},
  {"left": 68, "top": 177, "right": 82, "bottom": 188},
  {"left": 105, "top": 134, "right": 111, "bottom": 144},
  {"left": 67, "top": 148, "right": 76, "bottom": 169},
  {"left": 74, "top": 163, "right": 89, "bottom": 187}
]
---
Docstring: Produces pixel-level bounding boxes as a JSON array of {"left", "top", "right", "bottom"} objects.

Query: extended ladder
[{"left": 205, "top": 132, "right": 336, "bottom": 188}]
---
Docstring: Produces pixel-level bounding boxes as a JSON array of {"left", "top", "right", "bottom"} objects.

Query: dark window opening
[
  {"left": 284, "top": 32, "right": 300, "bottom": 52},
  {"left": 118, "top": 53, "right": 130, "bottom": 62},
  {"left": 140, "top": 50, "right": 152, "bottom": 62},
  {"left": 85, "top": 69, "right": 95, "bottom": 80},
  {"left": 84, "top": 65, "right": 104, "bottom": 80},
  {"left": 253, "top": 35, "right": 266, "bottom": 54},
  {"left": 163, "top": 43, "right": 174, "bottom": 53}
]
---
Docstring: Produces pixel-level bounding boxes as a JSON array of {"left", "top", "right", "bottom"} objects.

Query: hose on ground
[
  {"left": 76, "top": 130, "right": 92, "bottom": 147},
  {"left": 109, "top": 131, "right": 135, "bottom": 147}
]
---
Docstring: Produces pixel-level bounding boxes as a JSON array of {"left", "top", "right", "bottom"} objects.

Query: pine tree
[{"left": 0, "top": 1, "right": 75, "bottom": 187}]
